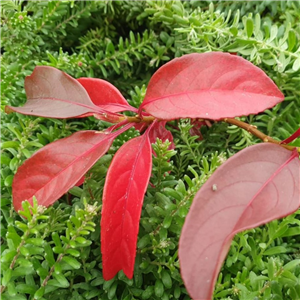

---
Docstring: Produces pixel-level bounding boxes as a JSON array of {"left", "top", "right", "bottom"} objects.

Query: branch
[{"left": 223, "top": 118, "right": 299, "bottom": 153}]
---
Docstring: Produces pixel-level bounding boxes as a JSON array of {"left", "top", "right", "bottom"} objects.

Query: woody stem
[{"left": 223, "top": 118, "right": 299, "bottom": 152}]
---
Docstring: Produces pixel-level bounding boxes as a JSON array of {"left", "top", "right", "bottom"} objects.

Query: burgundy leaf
[
  {"left": 148, "top": 121, "right": 175, "bottom": 152},
  {"left": 5, "top": 66, "right": 117, "bottom": 119},
  {"left": 189, "top": 119, "right": 207, "bottom": 141},
  {"left": 101, "top": 130, "right": 152, "bottom": 280},
  {"left": 77, "top": 78, "right": 137, "bottom": 113},
  {"left": 179, "top": 143, "right": 300, "bottom": 300},
  {"left": 13, "top": 124, "right": 133, "bottom": 212},
  {"left": 140, "top": 52, "right": 284, "bottom": 120},
  {"left": 281, "top": 127, "right": 300, "bottom": 144}
]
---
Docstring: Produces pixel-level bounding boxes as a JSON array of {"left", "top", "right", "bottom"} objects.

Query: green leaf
[
  {"left": 15, "top": 284, "right": 37, "bottom": 294},
  {"left": 283, "top": 259, "right": 300, "bottom": 271},
  {"left": 52, "top": 273, "right": 70, "bottom": 288},
  {"left": 161, "top": 269, "right": 172, "bottom": 289},
  {"left": 12, "top": 266, "right": 34, "bottom": 277},
  {"left": 154, "top": 279, "right": 164, "bottom": 297},
  {"left": 34, "top": 286, "right": 45, "bottom": 299},
  {"left": 292, "top": 57, "right": 300, "bottom": 72},
  {"left": 2, "top": 268, "right": 12, "bottom": 286},
  {"left": 263, "top": 246, "right": 288, "bottom": 255},
  {"left": 62, "top": 256, "right": 81, "bottom": 269},
  {"left": 246, "top": 18, "right": 254, "bottom": 38}
]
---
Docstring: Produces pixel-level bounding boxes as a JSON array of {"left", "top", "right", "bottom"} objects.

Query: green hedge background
[{"left": 1, "top": 1, "right": 300, "bottom": 300}]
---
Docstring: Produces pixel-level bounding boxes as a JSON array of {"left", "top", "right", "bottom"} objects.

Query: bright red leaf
[
  {"left": 77, "top": 78, "right": 137, "bottom": 113},
  {"left": 101, "top": 130, "right": 152, "bottom": 280},
  {"left": 13, "top": 125, "right": 133, "bottom": 212},
  {"left": 140, "top": 52, "right": 284, "bottom": 120},
  {"left": 5, "top": 66, "right": 119, "bottom": 119},
  {"left": 179, "top": 143, "right": 300, "bottom": 300}
]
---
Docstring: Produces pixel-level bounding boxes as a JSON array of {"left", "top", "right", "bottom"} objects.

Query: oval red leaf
[
  {"left": 140, "top": 52, "right": 284, "bottom": 120},
  {"left": 5, "top": 66, "right": 110, "bottom": 118},
  {"left": 179, "top": 143, "right": 300, "bottom": 300},
  {"left": 12, "top": 130, "right": 122, "bottom": 211},
  {"left": 101, "top": 132, "right": 152, "bottom": 280},
  {"left": 77, "top": 78, "right": 137, "bottom": 113}
]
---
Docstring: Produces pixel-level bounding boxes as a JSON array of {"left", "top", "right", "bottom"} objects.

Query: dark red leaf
[
  {"left": 5, "top": 66, "right": 119, "bottom": 119},
  {"left": 281, "top": 127, "right": 300, "bottom": 144},
  {"left": 77, "top": 78, "right": 137, "bottom": 113},
  {"left": 148, "top": 121, "right": 175, "bottom": 153},
  {"left": 189, "top": 119, "right": 207, "bottom": 141},
  {"left": 140, "top": 52, "right": 284, "bottom": 120},
  {"left": 101, "top": 131, "right": 152, "bottom": 280},
  {"left": 179, "top": 143, "right": 300, "bottom": 300},
  {"left": 13, "top": 124, "right": 133, "bottom": 212}
]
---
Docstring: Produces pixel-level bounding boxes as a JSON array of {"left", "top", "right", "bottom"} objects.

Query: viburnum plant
[{"left": 6, "top": 52, "right": 300, "bottom": 300}]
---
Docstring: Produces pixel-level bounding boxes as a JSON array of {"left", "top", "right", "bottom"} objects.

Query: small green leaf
[
  {"left": 108, "top": 281, "right": 118, "bottom": 299},
  {"left": 62, "top": 256, "right": 81, "bottom": 269},
  {"left": 246, "top": 18, "right": 254, "bottom": 37},
  {"left": 16, "top": 284, "right": 37, "bottom": 294},
  {"left": 34, "top": 286, "right": 45, "bottom": 299},
  {"left": 163, "top": 215, "right": 172, "bottom": 229},
  {"left": 65, "top": 249, "right": 80, "bottom": 257},
  {"left": 161, "top": 269, "right": 172, "bottom": 289},
  {"left": 263, "top": 246, "right": 288, "bottom": 256},
  {"left": 154, "top": 279, "right": 164, "bottom": 297},
  {"left": 292, "top": 57, "right": 300, "bottom": 72},
  {"left": 52, "top": 273, "right": 70, "bottom": 288},
  {"left": 2, "top": 268, "right": 12, "bottom": 286},
  {"left": 142, "top": 286, "right": 154, "bottom": 299}
]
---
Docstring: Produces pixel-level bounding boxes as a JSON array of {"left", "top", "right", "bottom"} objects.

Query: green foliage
[{"left": 1, "top": 1, "right": 299, "bottom": 299}]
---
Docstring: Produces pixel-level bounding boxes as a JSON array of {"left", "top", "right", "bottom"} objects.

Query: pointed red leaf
[
  {"left": 281, "top": 127, "right": 300, "bottom": 144},
  {"left": 12, "top": 125, "right": 133, "bottom": 212},
  {"left": 77, "top": 78, "right": 137, "bottom": 113},
  {"left": 5, "top": 66, "right": 115, "bottom": 119},
  {"left": 179, "top": 143, "right": 300, "bottom": 300},
  {"left": 140, "top": 52, "right": 284, "bottom": 120},
  {"left": 101, "top": 131, "right": 152, "bottom": 280}
]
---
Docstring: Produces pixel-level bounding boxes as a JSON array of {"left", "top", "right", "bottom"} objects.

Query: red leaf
[
  {"left": 101, "top": 131, "right": 152, "bottom": 280},
  {"left": 5, "top": 66, "right": 117, "bottom": 119},
  {"left": 77, "top": 78, "right": 137, "bottom": 113},
  {"left": 140, "top": 52, "right": 284, "bottom": 120},
  {"left": 148, "top": 121, "right": 175, "bottom": 153},
  {"left": 13, "top": 125, "right": 133, "bottom": 212},
  {"left": 281, "top": 127, "right": 300, "bottom": 144},
  {"left": 189, "top": 119, "right": 207, "bottom": 141},
  {"left": 179, "top": 143, "right": 300, "bottom": 300}
]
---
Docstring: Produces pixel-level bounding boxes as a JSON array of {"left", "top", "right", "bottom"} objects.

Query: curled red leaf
[
  {"left": 179, "top": 143, "right": 300, "bottom": 300},
  {"left": 5, "top": 66, "right": 119, "bottom": 120}
]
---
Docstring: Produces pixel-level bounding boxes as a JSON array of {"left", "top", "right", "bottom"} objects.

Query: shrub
[{"left": 1, "top": 1, "right": 300, "bottom": 300}]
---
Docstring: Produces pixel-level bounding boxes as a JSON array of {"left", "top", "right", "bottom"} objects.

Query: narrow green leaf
[
  {"left": 246, "top": 18, "right": 254, "bottom": 38},
  {"left": 263, "top": 246, "right": 288, "bottom": 256}
]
